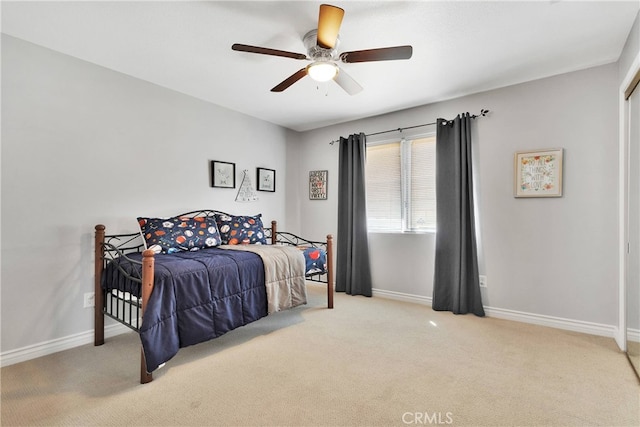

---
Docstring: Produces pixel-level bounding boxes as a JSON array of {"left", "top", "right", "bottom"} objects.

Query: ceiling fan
[{"left": 231, "top": 4, "right": 413, "bottom": 95}]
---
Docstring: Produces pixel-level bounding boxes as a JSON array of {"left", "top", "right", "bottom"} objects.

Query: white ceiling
[{"left": 2, "top": 1, "right": 638, "bottom": 132}]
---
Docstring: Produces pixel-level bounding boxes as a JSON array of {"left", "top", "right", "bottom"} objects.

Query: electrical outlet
[
  {"left": 479, "top": 275, "right": 487, "bottom": 288},
  {"left": 83, "top": 292, "right": 95, "bottom": 308}
]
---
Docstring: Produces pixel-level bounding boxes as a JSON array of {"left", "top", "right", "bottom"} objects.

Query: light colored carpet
[{"left": 1, "top": 284, "right": 638, "bottom": 426}]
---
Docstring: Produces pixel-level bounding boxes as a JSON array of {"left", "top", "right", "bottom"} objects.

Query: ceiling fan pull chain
[{"left": 314, "top": 82, "right": 330, "bottom": 97}]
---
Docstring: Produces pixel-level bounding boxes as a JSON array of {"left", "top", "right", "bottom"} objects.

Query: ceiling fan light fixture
[{"left": 307, "top": 61, "right": 338, "bottom": 82}]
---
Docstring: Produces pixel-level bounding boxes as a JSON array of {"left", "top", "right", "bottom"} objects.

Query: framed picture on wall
[
  {"left": 211, "top": 160, "right": 236, "bottom": 188},
  {"left": 257, "top": 167, "right": 276, "bottom": 192},
  {"left": 514, "top": 148, "right": 563, "bottom": 197},
  {"left": 309, "top": 170, "right": 328, "bottom": 200}
]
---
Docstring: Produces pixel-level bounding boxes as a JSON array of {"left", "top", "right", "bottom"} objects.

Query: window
[{"left": 365, "top": 135, "right": 436, "bottom": 232}]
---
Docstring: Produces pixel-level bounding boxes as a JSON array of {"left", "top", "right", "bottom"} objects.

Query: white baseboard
[
  {"left": 372, "top": 288, "right": 433, "bottom": 306},
  {"left": 482, "top": 306, "right": 616, "bottom": 338},
  {"left": 0, "top": 291, "right": 623, "bottom": 368},
  {"left": 373, "top": 288, "right": 617, "bottom": 339},
  {"left": 0, "top": 323, "right": 130, "bottom": 368}
]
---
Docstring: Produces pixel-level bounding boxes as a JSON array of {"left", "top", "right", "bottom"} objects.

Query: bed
[{"left": 94, "top": 210, "right": 334, "bottom": 383}]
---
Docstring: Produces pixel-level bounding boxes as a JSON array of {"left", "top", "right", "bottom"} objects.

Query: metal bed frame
[{"left": 94, "top": 210, "right": 334, "bottom": 383}]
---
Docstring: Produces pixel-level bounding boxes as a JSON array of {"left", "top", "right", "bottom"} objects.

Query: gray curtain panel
[
  {"left": 336, "top": 133, "right": 373, "bottom": 297},
  {"left": 432, "top": 114, "right": 485, "bottom": 316}
]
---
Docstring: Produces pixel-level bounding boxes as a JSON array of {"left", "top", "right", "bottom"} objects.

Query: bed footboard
[
  {"left": 94, "top": 225, "right": 153, "bottom": 383},
  {"left": 269, "top": 221, "right": 334, "bottom": 309}
]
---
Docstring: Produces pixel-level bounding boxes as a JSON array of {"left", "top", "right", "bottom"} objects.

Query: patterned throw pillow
[
  {"left": 298, "top": 246, "right": 327, "bottom": 275},
  {"left": 214, "top": 213, "right": 267, "bottom": 245},
  {"left": 137, "top": 216, "right": 222, "bottom": 254}
]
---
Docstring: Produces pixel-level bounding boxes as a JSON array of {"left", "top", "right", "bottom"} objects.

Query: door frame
[{"left": 617, "top": 52, "right": 640, "bottom": 351}]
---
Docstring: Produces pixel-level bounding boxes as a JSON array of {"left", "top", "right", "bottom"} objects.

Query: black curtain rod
[{"left": 329, "top": 108, "right": 490, "bottom": 145}]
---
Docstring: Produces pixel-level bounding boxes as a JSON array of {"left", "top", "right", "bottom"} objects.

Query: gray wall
[
  {"left": 289, "top": 63, "right": 620, "bottom": 326},
  {"left": 1, "top": 21, "right": 631, "bottom": 359},
  {"left": 1, "top": 35, "right": 292, "bottom": 354}
]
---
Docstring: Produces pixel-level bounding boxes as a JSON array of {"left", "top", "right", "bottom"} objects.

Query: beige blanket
[{"left": 219, "top": 245, "right": 307, "bottom": 314}]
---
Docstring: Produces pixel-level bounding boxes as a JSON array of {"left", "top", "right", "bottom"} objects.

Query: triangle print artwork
[{"left": 236, "top": 169, "right": 258, "bottom": 202}]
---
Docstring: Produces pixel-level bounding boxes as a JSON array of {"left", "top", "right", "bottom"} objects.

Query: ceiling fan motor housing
[{"left": 304, "top": 29, "right": 339, "bottom": 61}]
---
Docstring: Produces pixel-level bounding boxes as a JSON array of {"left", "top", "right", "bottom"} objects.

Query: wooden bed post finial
[
  {"left": 94, "top": 225, "right": 106, "bottom": 346},
  {"left": 326, "top": 234, "right": 334, "bottom": 309},
  {"left": 271, "top": 220, "right": 277, "bottom": 244},
  {"left": 140, "top": 249, "right": 155, "bottom": 384}
]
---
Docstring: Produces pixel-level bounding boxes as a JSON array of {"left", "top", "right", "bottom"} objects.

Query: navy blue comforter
[{"left": 102, "top": 248, "right": 267, "bottom": 372}]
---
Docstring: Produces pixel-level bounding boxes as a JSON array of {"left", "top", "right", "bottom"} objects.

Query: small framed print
[
  {"left": 514, "top": 148, "right": 563, "bottom": 197},
  {"left": 257, "top": 167, "right": 276, "bottom": 192},
  {"left": 211, "top": 160, "right": 236, "bottom": 188},
  {"left": 309, "top": 170, "right": 328, "bottom": 200}
]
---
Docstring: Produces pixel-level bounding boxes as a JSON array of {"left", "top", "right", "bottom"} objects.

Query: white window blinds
[
  {"left": 365, "top": 142, "right": 402, "bottom": 231},
  {"left": 409, "top": 136, "right": 436, "bottom": 230},
  {"left": 365, "top": 135, "right": 436, "bottom": 232}
]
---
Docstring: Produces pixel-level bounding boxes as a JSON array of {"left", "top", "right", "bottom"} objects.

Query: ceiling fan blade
[
  {"left": 340, "top": 45, "right": 413, "bottom": 63},
  {"left": 232, "top": 44, "right": 307, "bottom": 60},
  {"left": 334, "top": 66, "right": 363, "bottom": 96},
  {"left": 271, "top": 68, "right": 308, "bottom": 92},
  {"left": 317, "top": 4, "right": 344, "bottom": 49}
]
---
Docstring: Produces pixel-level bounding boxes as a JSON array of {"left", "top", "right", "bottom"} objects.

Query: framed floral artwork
[{"left": 514, "top": 148, "right": 563, "bottom": 197}]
